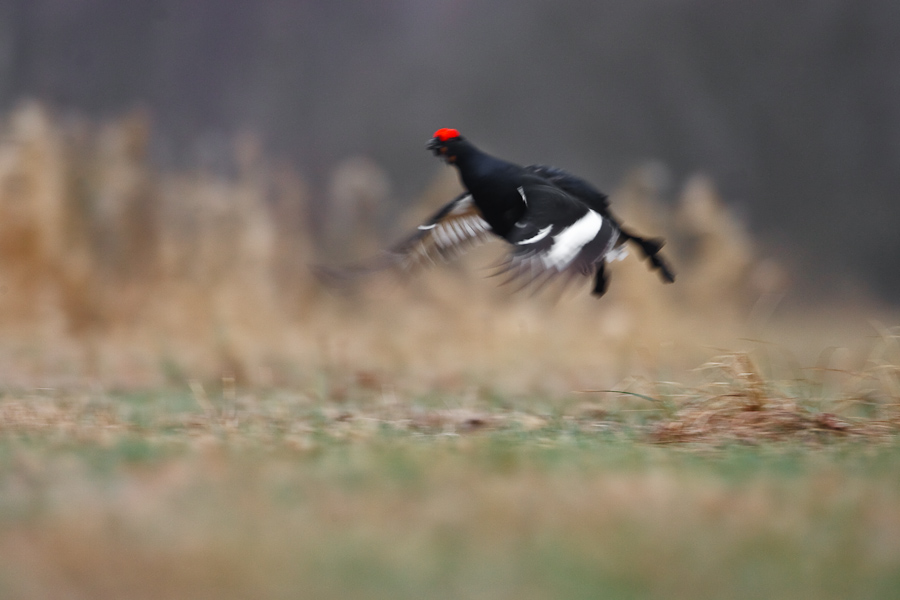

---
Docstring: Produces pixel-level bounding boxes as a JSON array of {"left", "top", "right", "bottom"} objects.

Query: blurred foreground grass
[{"left": 0, "top": 364, "right": 898, "bottom": 600}]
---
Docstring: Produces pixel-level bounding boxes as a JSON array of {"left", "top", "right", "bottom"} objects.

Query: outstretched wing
[
  {"left": 387, "top": 193, "right": 495, "bottom": 270},
  {"left": 315, "top": 193, "right": 495, "bottom": 284}
]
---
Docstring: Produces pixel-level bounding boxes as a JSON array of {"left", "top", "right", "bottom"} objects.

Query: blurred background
[{"left": 0, "top": 0, "right": 897, "bottom": 389}]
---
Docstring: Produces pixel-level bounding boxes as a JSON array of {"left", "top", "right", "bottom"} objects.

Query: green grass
[{"left": 0, "top": 388, "right": 898, "bottom": 600}]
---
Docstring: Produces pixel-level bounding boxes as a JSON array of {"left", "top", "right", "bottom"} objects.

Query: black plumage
[{"left": 324, "top": 129, "right": 674, "bottom": 298}]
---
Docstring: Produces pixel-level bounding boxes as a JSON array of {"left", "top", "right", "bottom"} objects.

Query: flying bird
[{"left": 322, "top": 128, "right": 674, "bottom": 298}]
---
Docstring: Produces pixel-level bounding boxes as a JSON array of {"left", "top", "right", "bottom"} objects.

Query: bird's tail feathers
[{"left": 619, "top": 228, "right": 676, "bottom": 283}]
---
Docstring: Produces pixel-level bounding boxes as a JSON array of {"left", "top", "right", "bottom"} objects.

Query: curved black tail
[{"left": 619, "top": 228, "right": 675, "bottom": 283}]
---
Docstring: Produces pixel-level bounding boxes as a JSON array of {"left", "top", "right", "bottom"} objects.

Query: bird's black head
[{"left": 427, "top": 128, "right": 466, "bottom": 164}]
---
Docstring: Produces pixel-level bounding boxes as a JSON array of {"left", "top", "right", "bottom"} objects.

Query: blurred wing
[
  {"left": 525, "top": 166, "right": 675, "bottom": 285},
  {"left": 314, "top": 193, "right": 495, "bottom": 285},
  {"left": 498, "top": 207, "right": 620, "bottom": 292},
  {"left": 388, "top": 193, "right": 494, "bottom": 270}
]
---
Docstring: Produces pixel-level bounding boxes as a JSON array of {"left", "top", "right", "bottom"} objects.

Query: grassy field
[
  {"left": 0, "top": 370, "right": 898, "bottom": 600},
  {"left": 0, "top": 104, "right": 899, "bottom": 599}
]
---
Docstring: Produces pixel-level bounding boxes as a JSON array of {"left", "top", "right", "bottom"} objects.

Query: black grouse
[{"left": 328, "top": 128, "right": 674, "bottom": 298}]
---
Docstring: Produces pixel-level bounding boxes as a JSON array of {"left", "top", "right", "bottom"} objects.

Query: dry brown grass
[
  {"left": 644, "top": 352, "right": 900, "bottom": 444},
  {"left": 0, "top": 101, "right": 870, "bottom": 395},
  {"left": 0, "top": 342, "right": 897, "bottom": 448},
  {"left": 0, "top": 388, "right": 897, "bottom": 600}
]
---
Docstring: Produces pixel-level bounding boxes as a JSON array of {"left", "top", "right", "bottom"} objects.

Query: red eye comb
[{"left": 433, "top": 128, "right": 460, "bottom": 141}]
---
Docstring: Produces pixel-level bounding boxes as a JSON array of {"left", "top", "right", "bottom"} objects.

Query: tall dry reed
[{"left": 0, "top": 102, "right": 866, "bottom": 393}]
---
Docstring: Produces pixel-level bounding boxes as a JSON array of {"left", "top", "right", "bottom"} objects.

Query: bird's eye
[{"left": 440, "top": 147, "right": 448, "bottom": 154}]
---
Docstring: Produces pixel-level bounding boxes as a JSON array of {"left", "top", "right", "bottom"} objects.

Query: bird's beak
[{"left": 426, "top": 138, "right": 454, "bottom": 163}]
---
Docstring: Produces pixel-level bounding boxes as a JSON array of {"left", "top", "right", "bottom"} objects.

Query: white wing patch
[
  {"left": 516, "top": 225, "right": 553, "bottom": 246},
  {"left": 541, "top": 210, "right": 604, "bottom": 270},
  {"left": 517, "top": 186, "right": 527, "bottom": 206}
]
